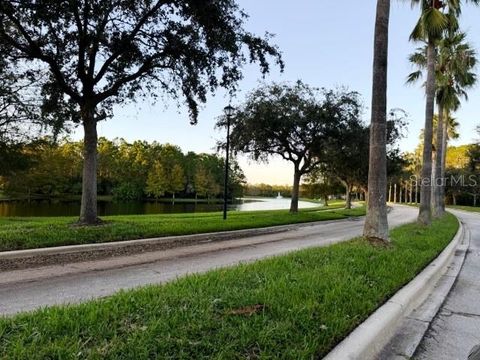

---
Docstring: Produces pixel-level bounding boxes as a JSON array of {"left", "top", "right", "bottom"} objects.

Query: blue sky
[{"left": 73, "top": 1, "right": 480, "bottom": 185}]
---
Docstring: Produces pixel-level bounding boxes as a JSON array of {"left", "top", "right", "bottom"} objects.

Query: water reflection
[
  {"left": 232, "top": 197, "right": 319, "bottom": 212},
  {"left": 0, "top": 197, "right": 319, "bottom": 217}
]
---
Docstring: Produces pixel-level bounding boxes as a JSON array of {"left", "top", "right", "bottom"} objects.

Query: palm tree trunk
[
  {"left": 363, "top": 0, "right": 390, "bottom": 241},
  {"left": 433, "top": 104, "right": 445, "bottom": 217},
  {"left": 418, "top": 38, "right": 436, "bottom": 225},
  {"left": 415, "top": 180, "right": 419, "bottom": 204},
  {"left": 440, "top": 110, "right": 449, "bottom": 213},
  {"left": 79, "top": 106, "right": 99, "bottom": 225},
  {"left": 410, "top": 181, "right": 413, "bottom": 204}
]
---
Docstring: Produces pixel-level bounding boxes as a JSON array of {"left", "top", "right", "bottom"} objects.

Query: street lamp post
[{"left": 223, "top": 105, "right": 234, "bottom": 220}]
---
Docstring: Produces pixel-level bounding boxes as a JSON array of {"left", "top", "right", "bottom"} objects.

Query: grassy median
[
  {"left": 0, "top": 213, "right": 458, "bottom": 359},
  {"left": 449, "top": 205, "right": 480, "bottom": 213},
  {"left": 0, "top": 205, "right": 362, "bottom": 252}
]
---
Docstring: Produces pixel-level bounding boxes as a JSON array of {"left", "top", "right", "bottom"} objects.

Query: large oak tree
[
  {"left": 217, "top": 82, "right": 362, "bottom": 213},
  {"left": 0, "top": 0, "right": 282, "bottom": 224}
]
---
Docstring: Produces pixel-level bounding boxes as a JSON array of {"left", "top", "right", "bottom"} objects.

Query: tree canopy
[
  {"left": 320, "top": 109, "right": 407, "bottom": 208},
  {"left": 0, "top": 0, "right": 282, "bottom": 223},
  {"left": 217, "top": 82, "right": 362, "bottom": 212}
]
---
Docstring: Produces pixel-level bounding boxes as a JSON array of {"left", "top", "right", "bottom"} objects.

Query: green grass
[
  {"left": 448, "top": 205, "right": 480, "bottom": 213},
  {"left": 0, "top": 213, "right": 458, "bottom": 359},
  {"left": 0, "top": 206, "right": 364, "bottom": 252}
]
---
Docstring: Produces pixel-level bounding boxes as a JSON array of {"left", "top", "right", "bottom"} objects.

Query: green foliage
[
  {"left": 0, "top": 206, "right": 363, "bottom": 252},
  {"left": 0, "top": 213, "right": 458, "bottom": 358},
  {"left": 0, "top": 0, "right": 283, "bottom": 125},
  {"left": 112, "top": 182, "right": 144, "bottom": 201},
  {"left": 409, "top": 1, "right": 462, "bottom": 42},
  {"left": 301, "top": 171, "right": 344, "bottom": 202},
  {"left": 320, "top": 109, "right": 407, "bottom": 192},
  {"left": 0, "top": 138, "right": 243, "bottom": 201},
  {"left": 219, "top": 82, "right": 361, "bottom": 172},
  {"left": 244, "top": 184, "right": 292, "bottom": 198},
  {"left": 194, "top": 165, "right": 216, "bottom": 199},
  {"left": 145, "top": 162, "right": 168, "bottom": 199},
  {"left": 446, "top": 144, "right": 471, "bottom": 169},
  {"left": 408, "top": 30, "right": 477, "bottom": 114},
  {"left": 217, "top": 82, "right": 363, "bottom": 211}
]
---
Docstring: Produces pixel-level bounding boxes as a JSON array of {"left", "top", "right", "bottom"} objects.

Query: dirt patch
[{"left": 226, "top": 304, "right": 265, "bottom": 316}]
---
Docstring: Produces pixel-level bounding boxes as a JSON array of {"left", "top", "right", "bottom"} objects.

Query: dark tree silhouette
[{"left": 0, "top": 0, "right": 282, "bottom": 224}]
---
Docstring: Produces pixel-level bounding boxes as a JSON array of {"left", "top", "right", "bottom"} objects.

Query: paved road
[
  {"left": 0, "top": 206, "right": 417, "bottom": 316},
  {"left": 415, "top": 209, "right": 480, "bottom": 360}
]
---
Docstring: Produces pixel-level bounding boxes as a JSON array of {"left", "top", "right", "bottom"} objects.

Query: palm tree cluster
[
  {"left": 365, "top": 0, "right": 478, "bottom": 241},
  {"left": 408, "top": 30, "right": 476, "bottom": 219}
]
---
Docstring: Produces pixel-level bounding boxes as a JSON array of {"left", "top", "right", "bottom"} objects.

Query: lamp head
[{"left": 224, "top": 105, "right": 235, "bottom": 117}]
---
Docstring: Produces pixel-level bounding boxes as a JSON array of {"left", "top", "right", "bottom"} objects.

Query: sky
[{"left": 72, "top": 1, "right": 480, "bottom": 185}]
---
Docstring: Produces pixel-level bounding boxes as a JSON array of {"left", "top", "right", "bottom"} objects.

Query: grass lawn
[
  {"left": 448, "top": 205, "right": 480, "bottom": 213},
  {"left": 0, "top": 213, "right": 458, "bottom": 359},
  {"left": 0, "top": 206, "right": 364, "bottom": 252}
]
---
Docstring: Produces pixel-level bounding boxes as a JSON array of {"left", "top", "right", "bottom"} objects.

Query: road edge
[
  {"left": 323, "top": 215, "right": 465, "bottom": 360},
  {"left": 0, "top": 215, "right": 365, "bottom": 271}
]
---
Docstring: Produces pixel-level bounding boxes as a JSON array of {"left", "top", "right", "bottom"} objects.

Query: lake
[{"left": 0, "top": 197, "right": 320, "bottom": 217}]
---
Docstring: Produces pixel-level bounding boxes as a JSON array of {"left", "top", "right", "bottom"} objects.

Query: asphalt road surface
[{"left": 0, "top": 205, "right": 417, "bottom": 316}]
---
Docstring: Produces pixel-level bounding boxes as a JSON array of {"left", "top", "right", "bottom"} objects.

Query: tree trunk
[
  {"left": 433, "top": 104, "right": 445, "bottom": 218},
  {"left": 79, "top": 108, "right": 99, "bottom": 225},
  {"left": 431, "top": 150, "right": 436, "bottom": 209},
  {"left": 363, "top": 0, "right": 390, "bottom": 241},
  {"left": 394, "top": 183, "right": 397, "bottom": 203},
  {"left": 345, "top": 184, "right": 352, "bottom": 210},
  {"left": 388, "top": 183, "right": 392, "bottom": 203},
  {"left": 418, "top": 39, "right": 436, "bottom": 225},
  {"left": 410, "top": 182, "right": 413, "bottom": 204},
  {"left": 440, "top": 111, "right": 448, "bottom": 213},
  {"left": 452, "top": 194, "right": 457, "bottom": 206},
  {"left": 290, "top": 168, "right": 301, "bottom": 213},
  {"left": 324, "top": 195, "right": 329, "bottom": 207},
  {"left": 474, "top": 195, "right": 477, "bottom": 207},
  {"left": 415, "top": 180, "right": 419, "bottom": 204}
]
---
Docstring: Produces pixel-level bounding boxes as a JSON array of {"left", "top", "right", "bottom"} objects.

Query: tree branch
[{"left": 93, "top": 0, "right": 169, "bottom": 84}]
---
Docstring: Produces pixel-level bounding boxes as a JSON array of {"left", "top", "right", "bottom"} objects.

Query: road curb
[
  {"left": 323, "top": 216, "right": 465, "bottom": 360},
  {"left": 0, "top": 216, "right": 363, "bottom": 271}
]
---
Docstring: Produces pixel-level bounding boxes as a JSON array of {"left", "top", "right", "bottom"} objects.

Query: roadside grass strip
[
  {"left": 0, "top": 206, "right": 363, "bottom": 252},
  {"left": 0, "top": 213, "right": 458, "bottom": 359}
]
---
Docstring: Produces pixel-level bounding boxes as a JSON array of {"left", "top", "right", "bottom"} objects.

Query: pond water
[{"left": 0, "top": 197, "right": 320, "bottom": 217}]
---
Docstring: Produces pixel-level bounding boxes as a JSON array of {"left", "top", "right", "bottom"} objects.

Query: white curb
[
  {"left": 323, "top": 217, "right": 464, "bottom": 360},
  {"left": 0, "top": 217, "right": 357, "bottom": 261}
]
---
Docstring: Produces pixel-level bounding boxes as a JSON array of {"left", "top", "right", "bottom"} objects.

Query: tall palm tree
[
  {"left": 408, "top": 30, "right": 476, "bottom": 217},
  {"left": 437, "top": 33, "right": 477, "bottom": 213},
  {"left": 363, "top": 0, "right": 391, "bottom": 241},
  {"left": 410, "top": 0, "right": 459, "bottom": 225},
  {"left": 410, "top": 0, "right": 479, "bottom": 224}
]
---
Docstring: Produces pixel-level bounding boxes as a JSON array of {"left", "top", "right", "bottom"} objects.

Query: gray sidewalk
[{"left": 415, "top": 209, "right": 480, "bottom": 360}]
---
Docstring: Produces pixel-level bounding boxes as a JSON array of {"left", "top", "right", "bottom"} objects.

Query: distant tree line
[
  {"left": 0, "top": 138, "right": 245, "bottom": 202},
  {"left": 243, "top": 184, "right": 292, "bottom": 198},
  {"left": 395, "top": 140, "right": 480, "bottom": 207}
]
